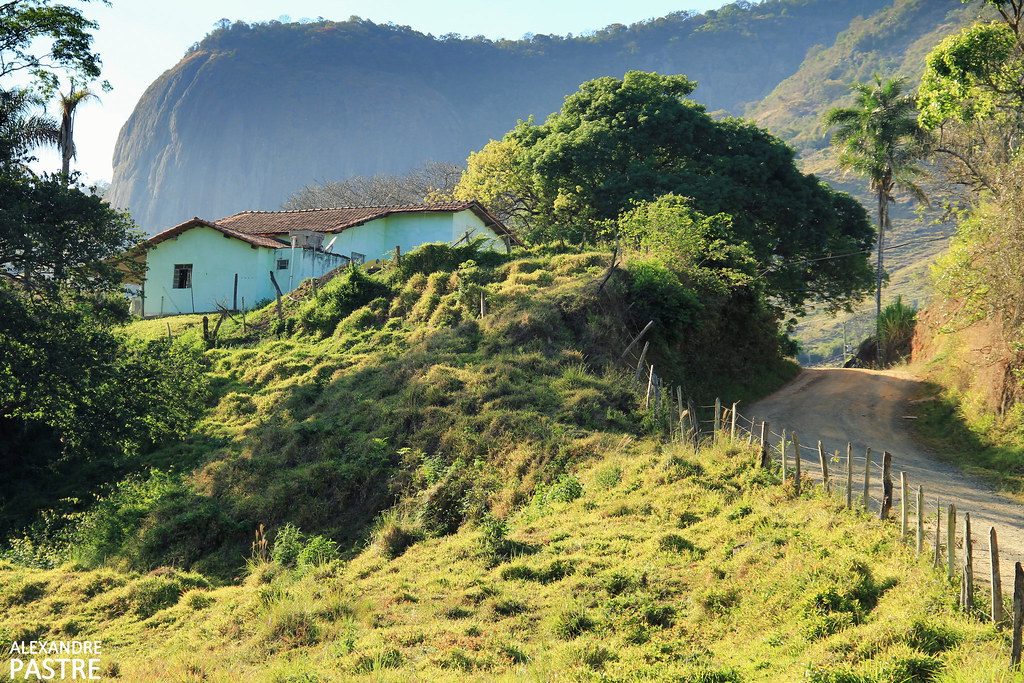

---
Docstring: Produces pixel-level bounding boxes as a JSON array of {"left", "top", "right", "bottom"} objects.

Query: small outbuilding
[{"left": 135, "top": 201, "right": 518, "bottom": 316}]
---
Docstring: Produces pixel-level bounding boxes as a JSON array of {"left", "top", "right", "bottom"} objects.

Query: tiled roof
[
  {"left": 144, "top": 218, "right": 290, "bottom": 250},
  {"left": 215, "top": 201, "right": 523, "bottom": 245}
]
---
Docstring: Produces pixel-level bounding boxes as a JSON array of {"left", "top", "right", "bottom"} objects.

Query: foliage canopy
[{"left": 457, "top": 71, "right": 875, "bottom": 314}]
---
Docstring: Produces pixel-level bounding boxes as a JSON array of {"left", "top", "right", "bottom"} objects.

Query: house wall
[
  {"left": 144, "top": 227, "right": 279, "bottom": 315},
  {"left": 276, "top": 245, "right": 347, "bottom": 292},
  {"left": 327, "top": 210, "right": 505, "bottom": 261}
]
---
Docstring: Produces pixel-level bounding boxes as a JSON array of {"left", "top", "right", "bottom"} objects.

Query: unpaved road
[{"left": 748, "top": 367, "right": 1024, "bottom": 588}]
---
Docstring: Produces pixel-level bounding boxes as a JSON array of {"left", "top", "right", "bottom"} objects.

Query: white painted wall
[
  {"left": 144, "top": 227, "right": 280, "bottom": 315},
  {"left": 142, "top": 210, "right": 507, "bottom": 315},
  {"left": 327, "top": 209, "right": 505, "bottom": 261}
]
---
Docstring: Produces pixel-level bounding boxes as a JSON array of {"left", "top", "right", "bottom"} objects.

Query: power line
[{"left": 760, "top": 232, "right": 956, "bottom": 274}]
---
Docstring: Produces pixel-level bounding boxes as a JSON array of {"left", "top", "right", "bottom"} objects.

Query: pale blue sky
[{"left": 49, "top": 0, "right": 733, "bottom": 183}]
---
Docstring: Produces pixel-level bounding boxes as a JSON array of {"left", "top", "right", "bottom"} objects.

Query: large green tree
[
  {"left": 823, "top": 76, "right": 929, "bottom": 331},
  {"left": 917, "top": 1, "right": 1024, "bottom": 195},
  {"left": 0, "top": 0, "right": 107, "bottom": 91},
  {"left": 456, "top": 71, "right": 875, "bottom": 314}
]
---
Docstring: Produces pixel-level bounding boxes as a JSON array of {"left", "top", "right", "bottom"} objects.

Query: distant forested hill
[{"left": 109, "top": 0, "right": 894, "bottom": 232}]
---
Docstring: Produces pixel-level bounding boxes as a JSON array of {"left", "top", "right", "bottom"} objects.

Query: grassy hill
[
  {"left": 0, "top": 437, "right": 1011, "bottom": 681},
  {"left": 746, "top": 0, "right": 992, "bottom": 365},
  {"left": 0, "top": 243, "right": 1016, "bottom": 681}
]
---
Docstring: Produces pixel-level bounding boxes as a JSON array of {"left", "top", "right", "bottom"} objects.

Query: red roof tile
[
  {"left": 144, "top": 218, "right": 290, "bottom": 250},
  {"left": 215, "top": 201, "right": 523, "bottom": 245}
]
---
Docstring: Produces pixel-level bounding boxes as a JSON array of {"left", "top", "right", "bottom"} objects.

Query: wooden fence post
[
  {"left": 645, "top": 365, "right": 655, "bottom": 409},
  {"left": 687, "top": 399, "right": 699, "bottom": 447},
  {"left": 863, "top": 448, "right": 872, "bottom": 511},
  {"left": 792, "top": 431, "right": 801, "bottom": 495},
  {"left": 1012, "top": 562, "right": 1024, "bottom": 667},
  {"left": 633, "top": 342, "right": 650, "bottom": 388},
  {"left": 916, "top": 485, "right": 924, "bottom": 555},
  {"left": 730, "top": 402, "right": 738, "bottom": 442},
  {"left": 676, "top": 386, "right": 684, "bottom": 428},
  {"left": 963, "top": 512, "right": 974, "bottom": 612},
  {"left": 992, "top": 527, "right": 1004, "bottom": 625},
  {"left": 934, "top": 503, "right": 941, "bottom": 568},
  {"left": 900, "top": 472, "right": 908, "bottom": 540},
  {"left": 268, "top": 270, "right": 284, "bottom": 321},
  {"left": 879, "top": 452, "right": 893, "bottom": 520},
  {"left": 845, "top": 443, "right": 853, "bottom": 509},
  {"left": 947, "top": 504, "right": 957, "bottom": 581},
  {"left": 620, "top": 320, "right": 655, "bottom": 361},
  {"left": 714, "top": 398, "right": 722, "bottom": 440},
  {"left": 760, "top": 422, "right": 770, "bottom": 468},
  {"left": 780, "top": 429, "right": 787, "bottom": 483},
  {"left": 817, "top": 441, "right": 830, "bottom": 491}
]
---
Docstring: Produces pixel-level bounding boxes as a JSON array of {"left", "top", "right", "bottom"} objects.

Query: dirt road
[{"left": 747, "top": 367, "right": 1024, "bottom": 588}]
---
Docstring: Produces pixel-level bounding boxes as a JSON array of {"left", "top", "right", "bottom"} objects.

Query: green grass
[{"left": 0, "top": 439, "right": 1013, "bottom": 681}]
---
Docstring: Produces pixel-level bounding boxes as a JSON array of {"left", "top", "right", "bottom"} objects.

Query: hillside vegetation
[
  {"left": 4, "top": 242, "right": 796, "bottom": 579},
  {"left": 2, "top": 433, "right": 1015, "bottom": 680},
  {"left": 109, "top": 0, "right": 891, "bottom": 231}
]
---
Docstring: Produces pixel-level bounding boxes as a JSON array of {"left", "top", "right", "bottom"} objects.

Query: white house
[{"left": 136, "top": 201, "right": 518, "bottom": 316}]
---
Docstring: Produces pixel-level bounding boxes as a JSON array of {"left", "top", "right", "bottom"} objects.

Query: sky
[{"left": 30, "top": 0, "right": 733, "bottom": 185}]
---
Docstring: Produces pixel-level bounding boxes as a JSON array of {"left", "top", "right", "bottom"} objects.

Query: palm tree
[
  {"left": 0, "top": 88, "right": 59, "bottom": 170},
  {"left": 57, "top": 84, "right": 96, "bottom": 178},
  {"left": 824, "top": 76, "right": 930, "bottom": 361}
]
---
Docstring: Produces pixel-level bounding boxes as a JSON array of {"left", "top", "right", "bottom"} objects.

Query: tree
[
  {"left": 283, "top": 161, "right": 462, "bottom": 209},
  {"left": 823, "top": 76, "right": 930, "bottom": 337},
  {"left": 456, "top": 71, "right": 875, "bottom": 314},
  {"left": 0, "top": 0, "right": 108, "bottom": 92},
  {"left": 56, "top": 82, "right": 94, "bottom": 177},
  {"left": 0, "top": 173, "right": 141, "bottom": 295},
  {"left": 918, "top": 3, "right": 1024, "bottom": 195},
  {"left": 0, "top": 88, "right": 58, "bottom": 168}
]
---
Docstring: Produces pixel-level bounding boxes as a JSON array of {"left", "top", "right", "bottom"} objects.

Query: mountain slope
[{"left": 109, "top": 1, "right": 889, "bottom": 232}]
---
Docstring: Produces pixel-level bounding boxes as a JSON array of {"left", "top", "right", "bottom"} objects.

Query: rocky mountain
[{"left": 109, "top": 0, "right": 895, "bottom": 232}]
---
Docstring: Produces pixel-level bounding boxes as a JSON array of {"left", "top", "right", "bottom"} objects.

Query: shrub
[
  {"left": 477, "top": 513, "right": 511, "bottom": 559},
  {"left": 593, "top": 464, "right": 622, "bottom": 488},
  {"left": 548, "top": 474, "right": 583, "bottom": 502},
  {"left": 567, "top": 643, "right": 617, "bottom": 671},
  {"left": 125, "top": 576, "right": 184, "bottom": 618},
  {"left": 263, "top": 607, "right": 321, "bottom": 649},
  {"left": 353, "top": 648, "right": 403, "bottom": 673},
  {"left": 658, "top": 533, "right": 702, "bottom": 556},
  {"left": 417, "top": 464, "right": 470, "bottom": 536},
  {"left": 626, "top": 260, "right": 701, "bottom": 328},
  {"left": 297, "top": 536, "right": 339, "bottom": 567},
  {"left": 551, "top": 605, "right": 594, "bottom": 639},
  {"left": 272, "top": 524, "right": 304, "bottom": 567},
  {"left": 371, "top": 511, "right": 420, "bottom": 559},
  {"left": 297, "top": 268, "right": 392, "bottom": 336},
  {"left": 184, "top": 590, "right": 214, "bottom": 610}
]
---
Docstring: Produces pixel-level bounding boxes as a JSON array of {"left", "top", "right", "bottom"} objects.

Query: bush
[
  {"left": 297, "top": 268, "right": 392, "bottom": 336},
  {"left": 477, "top": 513, "right": 511, "bottom": 559},
  {"left": 371, "top": 511, "right": 420, "bottom": 559},
  {"left": 626, "top": 260, "right": 701, "bottom": 328},
  {"left": 296, "top": 535, "right": 338, "bottom": 567},
  {"left": 272, "top": 524, "right": 304, "bottom": 567},
  {"left": 551, "top": 605, "right": 594, "bottom": 639}
]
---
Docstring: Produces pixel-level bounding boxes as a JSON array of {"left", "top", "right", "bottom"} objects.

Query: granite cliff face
[{"left": 109, "top": 0, "right": 896, "bottom": 232}]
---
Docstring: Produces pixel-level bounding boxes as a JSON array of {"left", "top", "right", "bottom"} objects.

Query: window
[
  {"left": 173, "top": 264, "right": 192, "bottom": 289},
  {"left": 276, "top": 259, "right": 290, "bottom": 270},
  {"left": 350, "top": 251, "right": 365, "bottom": 266}
]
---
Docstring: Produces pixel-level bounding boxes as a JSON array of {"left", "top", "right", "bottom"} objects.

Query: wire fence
[{"left": 617, "top": 322, "right": 1024, "bottom": 670}]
